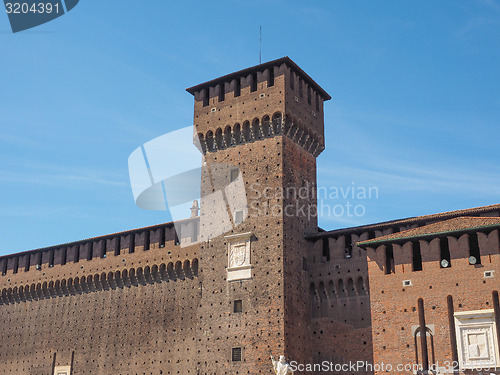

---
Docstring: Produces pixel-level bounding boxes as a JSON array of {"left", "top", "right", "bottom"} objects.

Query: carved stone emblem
[
  {"left": 225, "top": 232, "right": 253, "bottom": 282},
  {"left": 230, "top": 244, "right": 246, "bottom": 267}
]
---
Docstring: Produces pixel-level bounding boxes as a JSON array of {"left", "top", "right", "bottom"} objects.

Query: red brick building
[{"left": 0, "top": 58, "right": 498, "bottom": 375}]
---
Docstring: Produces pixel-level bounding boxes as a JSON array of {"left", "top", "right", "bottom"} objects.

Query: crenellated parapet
[{"left": 0, "top": 217, "right": 199, "bottom": 280}]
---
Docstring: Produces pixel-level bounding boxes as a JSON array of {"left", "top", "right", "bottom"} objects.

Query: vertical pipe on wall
[
  {"left": 70, "top": 351, "right": 75, "bottom": 375},
  {"left": 418, "top": 298, "right": 429, "bottom": 371},
  {"left": 51, "top": 352, "right": 56, "bottom": 374},
  {"left": 493, "top": 291, "right": 500, "bottom": 359},
  {"left": 446, "top": 295, "right": 459, "bottom": 374}
]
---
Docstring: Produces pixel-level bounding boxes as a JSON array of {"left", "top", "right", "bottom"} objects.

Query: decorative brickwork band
[
  {"left": 0, "top": 259, "right": 198, "bottom": 305},
  {"left": 196, "top": 112, "right": 324, "bottom": 157}
]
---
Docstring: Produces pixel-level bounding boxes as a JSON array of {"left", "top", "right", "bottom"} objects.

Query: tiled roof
[
  {"left": 308, "top": 203, "right": 500, "bottom": 239},
  {"left": 356, "top": 216, "right": 500, "bottom": 247}
]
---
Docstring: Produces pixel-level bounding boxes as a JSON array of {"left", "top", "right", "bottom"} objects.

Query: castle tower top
[{"left": 186, "top": 57, "right": 331, "bottom": 157}]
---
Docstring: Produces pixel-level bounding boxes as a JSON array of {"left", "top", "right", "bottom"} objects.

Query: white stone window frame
[
  {"left": 225, "top": 232, "right": 252, "bottom": 282},
  {"left": 54, "top": 365, "right": 71, "bottom": 375},
  {"left": 454, "top": 309, "right": 500, "bottom": 370}
]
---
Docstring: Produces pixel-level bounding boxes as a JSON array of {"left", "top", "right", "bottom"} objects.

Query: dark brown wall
[{"left": 0, "top": 229, "right": 200, "bottom": 375}]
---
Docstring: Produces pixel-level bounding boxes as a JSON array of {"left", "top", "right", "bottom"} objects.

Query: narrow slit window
[
  {"left": 316, "top": 94, "right": 320, "bottom": 111},
  {"left": 114, "top": 237, "right": 121, "bottom": 256},
  {"left": 25, "top": 254, "right": 31, "bottom": 271},
  {"left": 440, "top": 237, "right": 451, "bottom": 268},
  {"left": 385, "top": 244, "right": 395, "bottom": 274},
  {"left": 13, "top": 257, "right": 18, "bottom": 274},
  {"left": 234, "top": 78, "right": 241, "bottom": 97},
  {"left": 203, "top": 88, "right": 209, "bottom": 107},
  {"left": 74, "top": 246, "right": 80, "bottom": 263},
  {"left": 251, "top": 73, "right": 257, "bottom": 92},
  {"left": 87, "top": 242, "right": 93, "bottom": 261},
  {"left": 307, "top": 86, "right": 312, "bottom": 104},
  {"left": 299, "top": 78, "right": 303, "bottom": 97},
  {"left": 322, "top": 238, "right": 330, "bottom": 261},
  {"left": 468, "top": 232, "right": 481, "bottom": 264},
  {"left": 267, "top": 68, "right": 274, "bottom": 87},
  {"left": 290, "top": 71, "right": 295, "bottom": 90},
  {"left": 100, "top": 240, "right": 106, "bottom": 258},
  {"left": 37, "top": 253, "right": 42, "bottom": 270},
  {"left": 218, "top": 83, "right": 225, "bottom": 102},
  {"left": 345, "top": 234, "right": 352, "bottom": 259},
  {"left": 144, "top": 231, "right": 150, "bottom": 251},
  {"left": 159, "top": 228, "right": 165, "bottom": 248},
  {"left": 1, "top": 259, "right": 7, "bottom": 275},
  {"left": 49, "top": 249, "right": 55, "bottom": 267},
  {"left": 129, "top": 235, "right": 135, "bottom": 254},
  {"left": 412, "top": 241, "right": 423, "bottom": 271},
  {"left": 61, "top": 248, "right": 67, "bottom": 266}
]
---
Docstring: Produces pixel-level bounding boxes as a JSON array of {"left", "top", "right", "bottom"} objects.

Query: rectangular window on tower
[
  {"left": 232, "top": 347, "right": 242, "bottom": 362},
  {"left": 230, "top": 168, "right": 239, "bottom": 182},
  {"left": 234, "top": 210, "right": 243, "bottom": 225},
  {"left": 233, "top": 300, "right": 242, "bottom": 313}
]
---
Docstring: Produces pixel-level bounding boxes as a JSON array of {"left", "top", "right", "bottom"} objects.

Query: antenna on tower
[{"left": 259, "top": 25, "right": 262, "bottom": 64}]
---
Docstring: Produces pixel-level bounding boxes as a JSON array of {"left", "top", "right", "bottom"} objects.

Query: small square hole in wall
[
  {"left": 233, "top": 300, "right": 242, "bottom": 313},
  {"left": 403, "top": 280, "right": 412, "bottom": 287},
  {"left": 484, "top": 270, "right": 494, "bottom": 278},
  {"left": 232, "top": 347, "right": 242, "bottom": 362}
]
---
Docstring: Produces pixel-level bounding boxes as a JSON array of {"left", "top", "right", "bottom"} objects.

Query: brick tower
[{"left": 187, "top": 57, "right": 331, "bottom": 373}]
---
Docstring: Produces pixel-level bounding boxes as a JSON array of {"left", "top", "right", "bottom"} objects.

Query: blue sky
[{"left": 0, "top": 0, "right": 499, "bottom": 255}]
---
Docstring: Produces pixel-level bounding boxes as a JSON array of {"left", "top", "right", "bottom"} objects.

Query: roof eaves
[
  {"left": 306, "top": 203, "right": 500, "bottom": 240},
  {"left": 356, "top": 223, "right": 500, "bottom": 248},
  {"left": 186, "top": 56, "right": 331, "bottom": 100}
]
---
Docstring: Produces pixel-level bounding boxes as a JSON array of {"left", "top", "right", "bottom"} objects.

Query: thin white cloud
[{"left": 0, "top": 168, "right": 128, "bottom": 189}]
